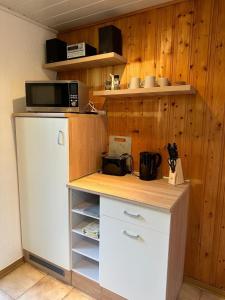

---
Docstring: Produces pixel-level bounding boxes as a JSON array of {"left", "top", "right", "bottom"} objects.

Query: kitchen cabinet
[
  {"left": 100, "top": 196, "right": 170, "bottom": 233},
  {"left": 15, "top": 115, "right": 106, "bottom": 283},
  {"left": 68, "top": 173, "right": 189, "bottom": 300},
  {"left": 100, "top": 197, "right": 170, "bottom": 300},
  {"left": 100, "top": 213, "right": 169, "bottom": 300}
]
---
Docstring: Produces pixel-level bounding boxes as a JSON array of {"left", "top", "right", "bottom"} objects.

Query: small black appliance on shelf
[
  {"left": 99, "top": 25, "right": 122, "bottom": 55},
  {"left": 46, "top": 38, "right": 67, "bottom": 63},
  {"left": 139, "top": 152, "right": 162, "bottom": 181},
  {"left": 102, "top": 154, "right": 129, "bottom": 176}
]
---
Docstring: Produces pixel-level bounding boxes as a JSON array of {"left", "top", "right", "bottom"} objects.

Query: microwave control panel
[
  {"left": 69, "top": 83, "right": 78, "bottom": 107},
  {"left": 70, "top": 94, "right": 78, "bottom": 107}
]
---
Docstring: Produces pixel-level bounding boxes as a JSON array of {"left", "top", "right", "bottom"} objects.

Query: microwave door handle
[{"left": 58, "top": 130, "right": 64, "bottom": 145}]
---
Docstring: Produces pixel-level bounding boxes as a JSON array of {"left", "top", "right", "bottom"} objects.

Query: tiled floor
[
  {"left": 0, "top": 263, "right": 224, "bottom": 300},
  {"left": 0, "top": 263, "right": 93, "bottom": 300}
]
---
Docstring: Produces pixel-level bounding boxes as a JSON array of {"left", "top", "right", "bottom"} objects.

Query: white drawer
[
  {"left": 100, "top": 196, "right": 170, "bottom": 234},
  {"left": 100, "top": 215, "right": 169, "bottom": 300}
]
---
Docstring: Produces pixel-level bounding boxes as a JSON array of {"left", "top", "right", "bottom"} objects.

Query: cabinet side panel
[
  {"left": 69, "top": 115, "right": 107, "bottom": 181},
  {"left": 101, "top": 287, "right": 127, "bottom": 300},
  {"left": 166, "top": 189, "right": 189, "bottom": 300},
  {"left": 72, "top": 271, "right": 101, "bottom": 299}
]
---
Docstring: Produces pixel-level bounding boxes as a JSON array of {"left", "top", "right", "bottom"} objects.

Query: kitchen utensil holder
[{"left": 168, "top": 158, "right": 184, "bottom": 185}]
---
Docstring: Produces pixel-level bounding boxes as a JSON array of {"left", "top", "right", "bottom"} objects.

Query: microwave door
[{"left": 26, "top": 83, "right": 70, "bottom": 107}]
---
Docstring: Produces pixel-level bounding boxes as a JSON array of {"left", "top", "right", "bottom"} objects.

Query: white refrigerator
[{"left": 16, "top": 117, "right": 70, "bottom": 271}]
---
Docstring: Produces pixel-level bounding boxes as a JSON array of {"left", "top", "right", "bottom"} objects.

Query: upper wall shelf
[
  {"left": 93, "top": 85, "right": 196, "bottom": 98},
  {"left": 43, "top": 52, "right": 127, "bottom": 72}
]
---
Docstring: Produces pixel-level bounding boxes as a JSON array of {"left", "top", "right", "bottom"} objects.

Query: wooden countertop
[{"left": 68, "top": 173, "right": 189, "bottom": 212}]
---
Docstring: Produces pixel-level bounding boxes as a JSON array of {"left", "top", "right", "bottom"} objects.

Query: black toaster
[{"left": 102, "top": 154, "right": 129, "bottom": 176}]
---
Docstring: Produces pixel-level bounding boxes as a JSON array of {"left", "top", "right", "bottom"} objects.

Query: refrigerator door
[{"left": 16, "top": 117, "right": 70, "bottom": 270}]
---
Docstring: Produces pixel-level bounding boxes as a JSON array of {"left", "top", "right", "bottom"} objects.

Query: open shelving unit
[
  {"left": 43, "top": 52, "right": 127, "bottom": 72},
  {"left": 72, "top": 201, "right": 99, "bottom": 220},
  {"left": 93, "top": 85, "right": 196, "bottom": 98},
  {"left": 72, "top": 219, "right": 100, "bottom": 242},
  {"left": 71, "top": 190, "right": 100, "bottom": 282},
  {"left": 72, "top": 257, "right": 99, "bottom": 283},
  {"left": 72, "top": 238, "right": 99, "bottom": 262}
]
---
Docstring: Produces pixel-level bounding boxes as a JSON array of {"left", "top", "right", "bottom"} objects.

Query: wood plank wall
[{"left": 58, "top": 0, "right": 225, "bottom": 291}]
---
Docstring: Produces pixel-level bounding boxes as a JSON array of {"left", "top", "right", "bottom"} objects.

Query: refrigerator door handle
[{"left": 57, "top": 130, "right": 64, "bottom": 145}]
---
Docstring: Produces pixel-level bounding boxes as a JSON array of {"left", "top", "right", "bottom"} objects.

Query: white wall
[{"left": 0, "top": 9, "right": 56, "bottom": 270}]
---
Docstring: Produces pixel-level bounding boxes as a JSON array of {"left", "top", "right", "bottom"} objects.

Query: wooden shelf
[
  {"left": 43, "top": 52, "right": 127, "bottom": 71},
  {"left": 93, "top": 85, "right": 196, "bottom": 98}
]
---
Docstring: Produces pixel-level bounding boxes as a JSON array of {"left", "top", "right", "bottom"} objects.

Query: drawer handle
[
  {"left": 123, "top": 230, "right": 140, "bottom": 239},
  {"left": 124, "top": 210, "right": 141, "bottom": 218}
]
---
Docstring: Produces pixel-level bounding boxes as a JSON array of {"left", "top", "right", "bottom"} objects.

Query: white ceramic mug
[
  {"left": 128, "top": 77, "right": 141, "bottom": 89},
  {"left": 157, "top": 77, "right": 169, "bottom": 87},
  {"left": 142, "top": 75, "right": 155, "bottom": 88}
]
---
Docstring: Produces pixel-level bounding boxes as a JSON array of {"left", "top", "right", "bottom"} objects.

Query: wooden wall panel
[
  {"left": 201, "top": 0, "right": 225, "bottom": 288},
  {"left": 185, "top": 0, "right": 214, "bottom": 281},
  {"left": 155, "top": 6, "right": 174, "bottom": 79},
  {"left": 58, "top": 0, "right": 225, "bottom": 291}
]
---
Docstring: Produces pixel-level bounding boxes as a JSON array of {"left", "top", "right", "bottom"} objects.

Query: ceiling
[{"left": 0, "top": 0, "right": 170, "bottom": 31}]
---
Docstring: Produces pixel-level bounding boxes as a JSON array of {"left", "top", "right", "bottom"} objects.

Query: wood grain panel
[
  {"left": 155, "top": 6, "right": 174, "bottom": 79},
  {"left": 186, "top": 0, "right": 214, "bottom": 282},
  {"left": 167, "top": 188, "right": 189, "bottom": 300},
  {"left": 69, "top": 115, "right": 107, "bottom": 181},
  {"left": 202, "top": 0, "right": 225, "bottom": 288},
  {"left": 195, "top": 0, "right": 225, "bottom": 285},
  {"left": 58, "top": 0, "right": 225, "bottom": 292},
  {"left": 72, "top": 271, "right": 101, "bottom": 299},
  {"left": 68, "top": 173, "right": 189, "bottom": 212}
]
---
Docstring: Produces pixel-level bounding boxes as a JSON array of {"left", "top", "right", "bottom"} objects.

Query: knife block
[{"left": 168, "top": 158, "right": 184, "bottom": 185}]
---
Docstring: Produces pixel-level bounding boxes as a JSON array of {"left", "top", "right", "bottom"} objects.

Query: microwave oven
[{"left": 25, "top": 80, "right": 89, "bottom": 113}]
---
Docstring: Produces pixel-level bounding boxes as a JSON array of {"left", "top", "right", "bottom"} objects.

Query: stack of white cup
[{"left": 128, "top": 76, "right": 169, "bottom": 88}]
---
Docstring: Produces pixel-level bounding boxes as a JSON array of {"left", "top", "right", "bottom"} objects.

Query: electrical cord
[
  {"left": 85, "top": 101, "right": 98, "bottom": 113},
  {"left": 88, "top": 101, "right": 98, "bottom": 112}
]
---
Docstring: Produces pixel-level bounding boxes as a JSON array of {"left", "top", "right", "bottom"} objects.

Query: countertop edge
[{"left": 67, "top": 182, "right": 187, "bottom": 213}]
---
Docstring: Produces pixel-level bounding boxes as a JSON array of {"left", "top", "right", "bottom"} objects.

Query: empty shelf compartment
[
  {"left": 72, "top": 255, "right": 99, "bottom": 283},
  {"left": 71, "top": 190, "right": 99, "bottom": 220},
  {"left": 72, "top": 237, "right": 99, "bottom": 262},
  {"left": 72, "top": 202, "right": 99, "bottom": 219}
]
